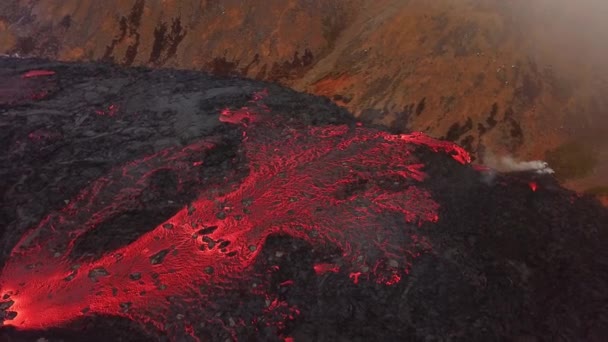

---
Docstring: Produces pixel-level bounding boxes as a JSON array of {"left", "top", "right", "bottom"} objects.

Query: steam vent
[{"left": 1, "top": 1, "right": 608, "bottom": 341}]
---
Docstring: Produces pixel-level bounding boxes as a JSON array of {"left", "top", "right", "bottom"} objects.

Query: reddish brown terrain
[{"left": 1, "top": 0, "right": 607, "bottom": 203}]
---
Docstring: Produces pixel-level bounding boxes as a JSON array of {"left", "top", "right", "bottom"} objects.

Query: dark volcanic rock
[
  {"left": 88, "top": 267, "right": 110, "bottom": 281},
  {"left": 129, "top": 272, "right": 141, "bottom": 281},
  {"left": 0, "top": 58, "right": 607, "bottom": 342},
  {"left": 149, "top": 249, "right": 170, "bottom": 265}
]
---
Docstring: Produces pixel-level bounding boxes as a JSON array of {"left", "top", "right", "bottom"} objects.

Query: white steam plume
[{"left": 483, "top": 152, "right": 555, "bottom": 174}]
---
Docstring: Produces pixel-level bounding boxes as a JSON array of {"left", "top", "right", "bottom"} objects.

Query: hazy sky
[{"left": 512, "top": 0, "right": 608, "bottom": 75}]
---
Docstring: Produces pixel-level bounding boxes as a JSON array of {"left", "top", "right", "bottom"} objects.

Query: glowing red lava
[
  {"left": 95, "top": 104, "right": 120, "bottom": 117},
  {"left": 313, "top": 263, "right": 340, "bottom": 275},
  {"left": 21, "top": 70, "right": 56, "bottom": 79},
  {"left": 1, "top": 69, "right": 56, "bottom": 104},
  {"left": 0, "top": 90, "right": 471, "bottom": 336},
  {"left": 529, "top": 182, "right": 538, "bottom": 192}
]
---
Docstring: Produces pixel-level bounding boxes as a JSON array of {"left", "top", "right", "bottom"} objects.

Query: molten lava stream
[{"left": 0, "top": 90, "right": 471, "bottom": 337}]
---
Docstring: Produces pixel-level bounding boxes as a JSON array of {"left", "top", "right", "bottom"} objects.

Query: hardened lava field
[{"left": 1, "top": 58, "right": 607, "bottom": 342}]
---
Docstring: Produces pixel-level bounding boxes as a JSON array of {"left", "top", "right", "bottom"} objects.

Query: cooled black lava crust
[{"left": 0, "top": 58, "right": 607, "bottom": 342}]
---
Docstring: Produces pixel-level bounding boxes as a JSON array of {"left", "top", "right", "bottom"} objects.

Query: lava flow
[{"left": 0, "top": 90, "right": 470, "bottom": 335}]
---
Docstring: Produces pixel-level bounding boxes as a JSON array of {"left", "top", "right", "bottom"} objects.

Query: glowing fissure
[{"left": 0, "top": 90, "right": 471, "bottom": 335}]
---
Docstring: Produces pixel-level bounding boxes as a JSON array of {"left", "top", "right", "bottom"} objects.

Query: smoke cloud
[
  {"left": 480, "top": 151, "right": 554, "bottom": 185},
  {"left": 485, "top": 155, "right": 555, "bottom": 175}
]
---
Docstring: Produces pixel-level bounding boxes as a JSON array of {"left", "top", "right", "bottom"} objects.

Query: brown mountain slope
[{"left": 1, "top": 0, "right": 607, "bottom": 203}]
